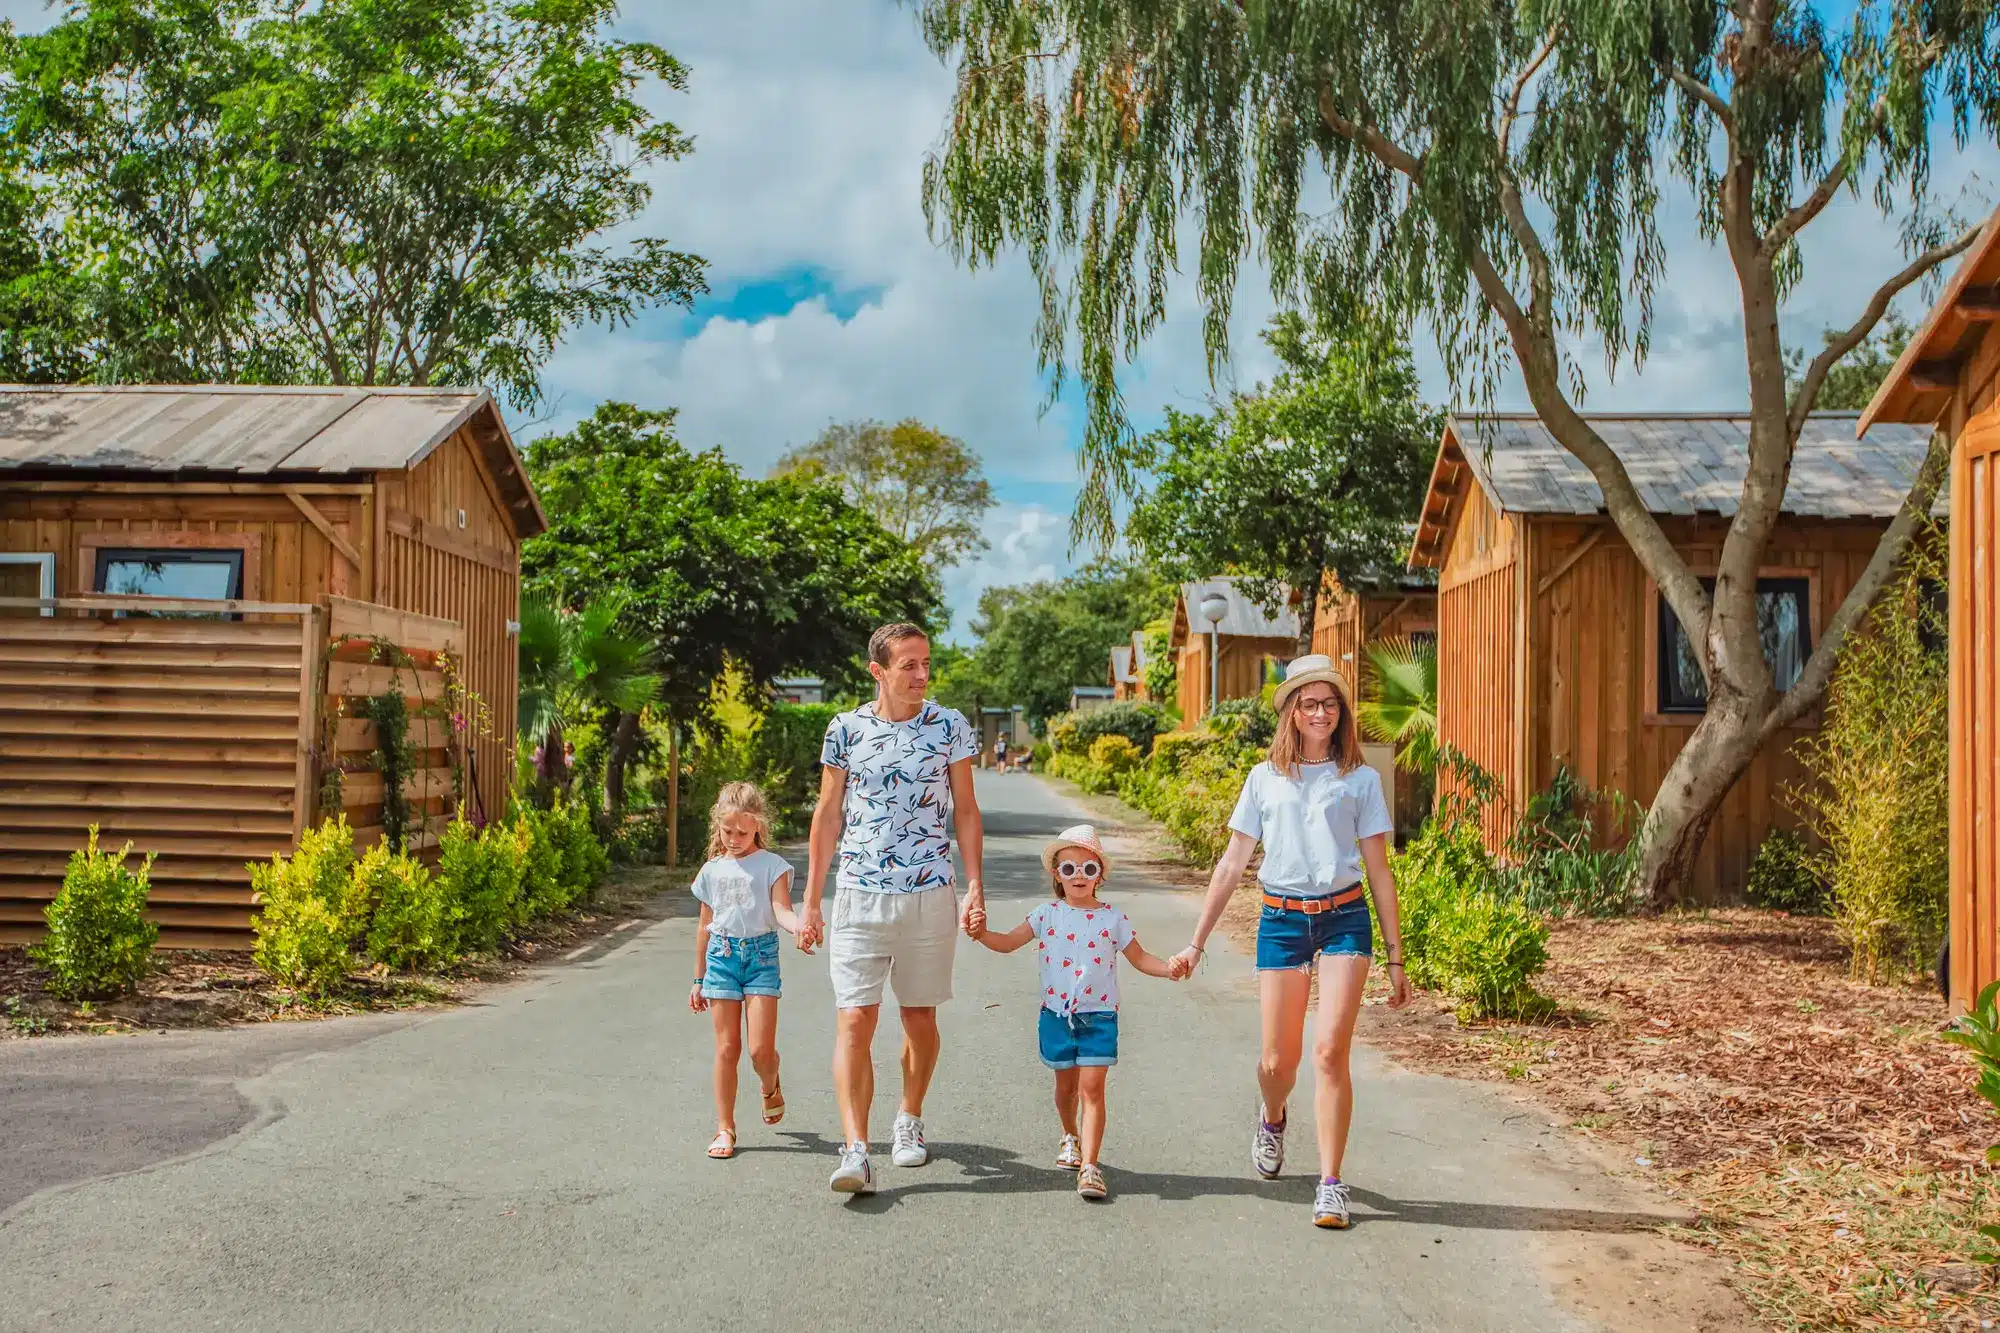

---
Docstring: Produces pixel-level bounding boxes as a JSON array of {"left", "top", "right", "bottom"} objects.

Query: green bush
[
  {"left": 1205, "top": 695, "right": 1277, "bottom": 747},
  {"left": 1390, "top": 818, "right": 1550, "bottom": 1019},
  {"left": 1118, "top": 740, "right": 1259, "bottom": 864},
  {"left": 30, "top": 827, "right": 159, "bottom": 1000},
  {"left": 357, "top": 842, "right": 454, "bottom": 971},
  {"left": 1047, "top": 715, "right": 1082, "bottom": 755},
  {"left": 438, "top": 817, "right": 526, "bottom": 955},
  {"left": 1071, "top": 701, "right": 1167, "bottom": 755},
  {"left": 251, "top": 818, "right": 365, "bottom": 995},
  {"left": 1087, "top": 733, "right": 1143, "bottom": 776},
  {"left": 515, "top": 806, "right": 568, "bottom": 919},
  {"left": 1496, "top": 765, "right": 1641, "bottom": 919},
  {"left": 1745, "top": 828, "right": 1830, "bottom": 915},
  {"left": 1793, "top": 540, "right": 1948, "bottom": 981},
  {"left": 550, "top": 797, "right": 609, "bottom": 904},
  {"left": 1030, "top": 742, "right": 1052, "bottom": 769},
  {"left": 750, "top": 702, "right": 843, "bottom": 834},
  {"left": 1148, "top": 729, "right": 1218, "bottom": 776}
]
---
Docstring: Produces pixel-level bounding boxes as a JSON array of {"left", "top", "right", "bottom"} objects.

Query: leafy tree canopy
[
  {"left": 773, "top": 418, "right": 997, "bottom": 571},
  {"left": 1787, "top": 312, "right": 1916, "bottom": 412},
  {"left": 521, "top": 403, "right": 943, "bottom": 722},
  {"left": 962, "top": 561, "right": 1173, "bottom": 724},
  {"left": 0, "top": 0, "right": 704, "bottom": 405},
  {"left": 1124, "top": 309, "right": 1439, "bottom": 646}
]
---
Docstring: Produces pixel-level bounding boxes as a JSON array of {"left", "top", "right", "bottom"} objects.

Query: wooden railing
[{"left": 0, "top": 593, "right": 466, "bottom": 948}]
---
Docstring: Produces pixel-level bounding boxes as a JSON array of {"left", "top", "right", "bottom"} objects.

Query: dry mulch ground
[{"left": 0, "top": 861, "right": 689, "bottom": 1039}]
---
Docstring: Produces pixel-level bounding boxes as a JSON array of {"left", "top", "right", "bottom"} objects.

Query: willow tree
[{"left": 918, "top": 0, "right": 1996, "bottom": 904}]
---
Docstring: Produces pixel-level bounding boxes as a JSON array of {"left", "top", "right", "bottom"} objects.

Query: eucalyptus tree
[{"left": 918, "top": 0, "right": 1995, "bottom": 903}]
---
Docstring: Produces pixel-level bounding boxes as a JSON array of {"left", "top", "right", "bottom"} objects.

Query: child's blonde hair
[{"left": 706, "top": 781, "right": 773, "bottom": 859}]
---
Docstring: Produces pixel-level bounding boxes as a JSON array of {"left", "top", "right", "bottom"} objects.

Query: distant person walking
[
  {"left": 1171, "top": 654, "right": 1411, "bottom": 1229},
  {"left": 801, "top": 622, "right": 985, "bottom": 1195},
  {"left": 993, "top": 732, "right": 1009, "bottom": 771}
]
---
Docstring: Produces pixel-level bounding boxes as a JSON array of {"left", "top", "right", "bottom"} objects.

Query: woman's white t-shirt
[
  {"left": 1226, "top": 760, "right": 1393, "bottom": 898},
  {"left": 1027, "top": 900, "right": 1134, "bottom": 1016},
  {"left": 691, "top": 849, "right": 794, "bottom": 938}
]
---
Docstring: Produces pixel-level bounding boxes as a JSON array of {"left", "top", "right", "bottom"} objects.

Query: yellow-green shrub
[
  {"left": 357, "top": 843, "right": 453, "bottom": 972},
  {"left": 251, "top": 818, "right": 365, "bottom": 995},
  {"left": 31, "top": 827, "right": 158, "bottom": 999},
  {"left": 438, "top": 817, "right": 526, "bottom": 954},
  {"left": 1088, "top": 734, "right": 1142, "bottom": 775},
  {"left": 1388, "top": 819, "right": 1549, "bottom": 1019},
  {"left": 1148, "top": 730, "right": 1216, "bottom": 776}
]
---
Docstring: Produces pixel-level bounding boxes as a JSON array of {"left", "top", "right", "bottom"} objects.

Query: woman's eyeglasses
[
  {"left": 1295, "top": 697, "right": 1342, "bottom": 717},
  {"left": 1056, "top": 859, "right": 1102, "bottom": 879}
]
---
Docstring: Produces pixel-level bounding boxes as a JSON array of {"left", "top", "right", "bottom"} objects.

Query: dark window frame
[
  {"left": 1655, "top": 575, "right": 1813, "bottom": 715},
  {"left": 93, "top": 547, "right": 245, "bottom": 618}
]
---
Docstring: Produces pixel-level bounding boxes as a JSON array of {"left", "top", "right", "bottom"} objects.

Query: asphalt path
[{"left": 0, "top": 772, "right": 1710, "bottom": 1332}]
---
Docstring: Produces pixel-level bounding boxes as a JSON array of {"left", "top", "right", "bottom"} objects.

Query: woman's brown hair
[{"left": 1268, "top": 687, "right": 1364, "bottom": 778}]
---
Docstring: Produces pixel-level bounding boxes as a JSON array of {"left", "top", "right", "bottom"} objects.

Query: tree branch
[
  {"left": 1662, "top": 65, "right": 1732, "bottom": 129},
  {"left": 1787, "top": 221, "right": 1984, "bottom": 436},
  {"left": 1762, "top": 427, "right": 1948, "bottom": 737}
]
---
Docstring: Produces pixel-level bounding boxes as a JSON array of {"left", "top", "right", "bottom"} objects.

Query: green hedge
[
  {"left": 1387, "top": 819, "right": 1549, "bottom": 1019},
  {"left": 1048, "top": 701, "right": 1167, "bottom": 756},
  {"left": 31, "top": 827, "right": 159, "bottom": 1000}
]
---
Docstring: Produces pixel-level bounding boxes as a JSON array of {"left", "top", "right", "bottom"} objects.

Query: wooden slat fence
[{"left": 322, "top": 595, "right": 463, "bottom": 856}]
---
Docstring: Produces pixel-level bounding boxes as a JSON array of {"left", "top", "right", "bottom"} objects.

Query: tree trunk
[
  {"left": 1296, "top": 566, "right": 1321, "bottom": 658},
  {"left": 604, "top": 710, "right": 642, "bottom": 821},
  {"left": 534, "top": 723, "right": 569, "bottom": 810},
  {"left": 1628, "top": 699, "right": 1770, "bottom": 906}
]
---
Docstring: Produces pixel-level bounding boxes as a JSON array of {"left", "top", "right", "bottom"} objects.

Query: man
[{"left": 800, "top": 622, "right": 984, "bottom": 1194}]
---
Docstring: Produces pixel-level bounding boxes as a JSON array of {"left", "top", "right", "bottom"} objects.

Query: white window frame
[{"left": 0, "top": 553, "right": 55, "bottom": 616}]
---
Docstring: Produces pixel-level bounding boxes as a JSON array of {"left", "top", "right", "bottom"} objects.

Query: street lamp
[{"left": 1198, "top": 590, "right": 1230, "bottom": 717}]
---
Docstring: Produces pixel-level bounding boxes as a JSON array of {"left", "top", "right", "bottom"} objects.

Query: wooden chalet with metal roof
[
  {"left": 0, "top": 384, "right": 544, "bottom": 946},
  {"left": 1410, "top": 411, "right": 1937, "bottom": 899}
]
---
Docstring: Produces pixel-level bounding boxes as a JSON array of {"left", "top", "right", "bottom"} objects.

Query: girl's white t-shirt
[
  {"left": 691, "top": 849, "right": 794, "bottom": 938},
  {"left": 1227, "top": 760, "right": 1393, "bottom": 898},
  {"left": 1027, "top": 900, "right": 1134, "bottom": 1016}
]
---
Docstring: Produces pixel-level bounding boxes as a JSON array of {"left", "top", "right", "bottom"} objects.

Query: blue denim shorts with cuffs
[
  {"left": 701, "top": 931, "right": 781, "bottom": 1001},
  {"left": 1254, "top": 893, "right": 1373, "bottom": 971},
  {"left": 1037, "top": 1006, "right": 1119, "bottom": 1069}
]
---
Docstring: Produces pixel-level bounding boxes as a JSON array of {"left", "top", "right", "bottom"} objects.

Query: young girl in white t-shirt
[
  {"left": 689, "top": 782, "right": 802, "bottom": 1160},
  {"left": 970, "top": 823, "right": 1178, "bottom": 1200}
]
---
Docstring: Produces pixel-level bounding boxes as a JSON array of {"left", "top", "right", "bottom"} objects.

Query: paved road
[{"left": 0, "top": 773, "right": 1716, "bottom": 1332}]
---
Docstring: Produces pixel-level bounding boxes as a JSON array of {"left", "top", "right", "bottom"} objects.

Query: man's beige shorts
[{"left": 828, "top": 886, "right": 958, "bottom": 1009}]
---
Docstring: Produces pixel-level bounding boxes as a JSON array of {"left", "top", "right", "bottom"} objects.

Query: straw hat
[
  {"left": 1041, "top": 823, "right": 1112, "bottom": 876},
  {"left": 1271, "top": 652, "right": 1357, "bottom": 717}
]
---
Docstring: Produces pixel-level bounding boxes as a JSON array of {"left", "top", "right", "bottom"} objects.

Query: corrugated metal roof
[
  {"left": 0, "top": 383, "right": 546, "bottom": 537},
  {"left": 1129, "top": 629, "right": 1148, "bottom": 672},
  {"left": 1445, "top": 412, "right": 1938, "bottom": 519},
  {"left": 1109, "top": 645, "right": 1135, "bottom": 685},
  {"left": 1179, "top": 577, "right": 1298, "bottom": 641}
]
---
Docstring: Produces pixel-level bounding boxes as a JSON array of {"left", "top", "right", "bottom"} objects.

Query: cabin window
[
  {"left": 1656, "top": 576, "right": 1812, "bottom": 714},
  {"left": 94, "top": 548, "right": 245, "bottom": 612},
  {"left": 0, "top": 553, "right": 55, "bottom": 616}
]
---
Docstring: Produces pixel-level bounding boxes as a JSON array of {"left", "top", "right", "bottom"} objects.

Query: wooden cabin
[
  {"left": 1312, "top": 573, "right": 1438, "bottom": 689},
  {"left": 1861, "top": 212, "right": 2000, "bottom": 1010},
  {"left": 1410, "top": 412, "right": 1936, "bottom": 899},
  {"left": 1108, "top": 643, "right": 1142, "bottom": 701},
  {"left": 1170, "top": 577, "right": 1297, "bottom": 727},
  {"left": 0, "top": 385, "right": 545, "bottom": 945}
]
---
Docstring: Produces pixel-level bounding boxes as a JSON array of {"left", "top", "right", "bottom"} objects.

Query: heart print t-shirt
[{"left": 1027, "top": 900, "right": 1134, "bottom": 1016}]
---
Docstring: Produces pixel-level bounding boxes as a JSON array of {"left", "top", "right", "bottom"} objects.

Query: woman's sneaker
[
  {"left": 1313, "top": 1177, "right": 1352, "bottom": 1229},
  {"left": 1055, "top": 1134, "right": 1083, "bottom": 1171},
  {"left": 1252, "top": 1113, "right": 1286, "bottom": 1179},
  {"left": 1076, "top": 1163, "right": 1109, "bottom": 1200},
  {"left": 890, "top": 1112, "right": 929, "bottom": 1168},
  {"left": 830, "top": 1142, "right": 875, "bottom": 1195}
]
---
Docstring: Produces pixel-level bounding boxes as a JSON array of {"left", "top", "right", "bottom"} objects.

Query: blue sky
[{"left": 2, "top": 0, "right": 1992, "bottom": 638}]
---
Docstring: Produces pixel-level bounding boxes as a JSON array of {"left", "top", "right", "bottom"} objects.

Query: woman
[{"left": 1171, "top": 653, "right": 1411, "bottom": 1229}]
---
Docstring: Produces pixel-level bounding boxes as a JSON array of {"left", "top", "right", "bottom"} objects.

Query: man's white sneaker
[
  {"left": 1252, "top": 1112, "right": 1286, "bottom": 1179},
  {"left": 890, "top": 1112, "right": 929, "bottom": 1168},
  {"left": 830, "top": 1142, "right": 875, "bottom": 1194},
  {"left": 1313, "top": 1177, "right": 1353, "bottom": 1229}
]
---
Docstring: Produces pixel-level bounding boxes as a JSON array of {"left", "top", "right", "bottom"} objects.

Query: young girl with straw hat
[{"left": 970, "top": 823, "right": 1180, "bottom": 1200}]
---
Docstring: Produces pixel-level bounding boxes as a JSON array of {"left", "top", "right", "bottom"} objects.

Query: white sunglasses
[{"left": 1056, "top": 859, "right": 1102, "bottom": 879}]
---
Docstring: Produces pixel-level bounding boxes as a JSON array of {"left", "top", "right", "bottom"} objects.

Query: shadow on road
[{"left": 758, "top": 1131, "right": 1679, "bottom": 1233}]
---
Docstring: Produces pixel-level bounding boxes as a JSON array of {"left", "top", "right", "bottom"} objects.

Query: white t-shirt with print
[
  {"left": 1027, "top": 900, "right": 1134, "bottom": 1016},
  {"left": 691, "top": 848, "right": 794, "bottom": 938},
  {"left": 1227, "top": 760, "right": 1393, "bottom": 898},
  {"left": 821, "top": 699, "right": 979, "bottom": 894}
]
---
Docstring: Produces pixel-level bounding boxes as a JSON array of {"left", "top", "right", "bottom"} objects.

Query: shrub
[
  {"left": 357, "top": 843, "right": 454, "bottom": 971},
  {"left": 1071, "top": 701, "right": 1167, "bottom": 755},
  {"left": 750, "top": 702, "right": 843, "bottom": 834},
  {"left": 1793, "top": 539, "right": 1948, "bottom": 981},
  {"left": 1124, "top": 740, "right": 1259, "bottom": 864},
  {"left": 1390, "top": 818, "right": 1550, "bottom": 1019},
  {"left": 1087, "top": 733, "right": 1143, "bottom": 776},
  {"left": 250, "top": 818, "right": 364, "bottom": 995},
  {"left": 30, "top": 827, "right": 159, "bottom": 1000},
  {"left": 1148, "top": 729, "right": 1218, "bottom": 776},
  {"left": 1205, "top": 695, "right": 1277, "bottom": 747},
  {"left": 438, "top": 816, "right": 526, "bottom": 955},
  {"left": 1496, "top": 766, "right": 1641, "bottom": 919},
  {"left": 1745, "top": 828, "right": 1830, "bottom": 915},
  {"left": 550, "top": 797, "right": 610, "bottom": 904},
  {"left": 515, "top": 807, "right": 568, "bottom": 919},
  {"left": 1030, "top": 742, "right": 1052, "bottom": 769},
  {"left": 1047, "top": 715, "right": 1082, "bottom": 755}
]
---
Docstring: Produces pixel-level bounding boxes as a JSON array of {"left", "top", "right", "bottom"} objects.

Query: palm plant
[
  {"left": 1358, "top": 635, "right": 1438, "bottom": 774},
  {"left": 517, "top": 592, "right": 661, "bottom": 804}
]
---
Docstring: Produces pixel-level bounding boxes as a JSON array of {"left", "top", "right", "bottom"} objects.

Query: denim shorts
[
  {"left": 1038, "top": 1006, "right": 1119, "bottom": 1070},
  {"left": 1254, "top": 894, "right": 1373, "bottom": 971},
  {"left": 701, "top": 932, "right": 781, "bottom": 1001}
]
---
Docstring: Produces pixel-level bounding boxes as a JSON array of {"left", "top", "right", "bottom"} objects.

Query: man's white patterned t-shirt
[
  {"left": 821, "top": 700, "right": 978, "bottom": 894},
  {"left": 1028, "top": 901, "right": 1134, "bottom": 1016}
]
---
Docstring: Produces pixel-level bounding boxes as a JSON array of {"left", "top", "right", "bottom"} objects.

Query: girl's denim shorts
[
  {"left": 1254, "top": 895, "right": 1373, "bottom": 971},
  {"left": 701, "top": 931, "right": 781, "bottom": 1000},
  {"left": 1037, "top": 1006, "right": 1119, "bottom": 1069}
]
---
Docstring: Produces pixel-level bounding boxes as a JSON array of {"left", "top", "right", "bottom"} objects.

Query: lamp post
[{"left": 1198, "top": 590, "right": 1230, "bottom": 718}]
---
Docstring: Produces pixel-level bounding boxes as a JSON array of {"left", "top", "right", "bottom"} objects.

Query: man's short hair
[{"left": 869, "top": 622, "right": 928, "bottom": 666}]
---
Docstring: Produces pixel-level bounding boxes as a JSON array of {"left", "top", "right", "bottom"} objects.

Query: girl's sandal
[
  {"left": 761, "top": 1085, "right": 785, "bottom": 1126},
  {"left": 707, "top": 1130, "right": 737, "bottom": 1160}
]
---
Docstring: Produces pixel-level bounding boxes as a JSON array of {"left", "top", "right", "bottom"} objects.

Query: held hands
[
  {"left": 960, "top": 885, "right": 986, "bottom": 939},
  {"left": 1167, "top": 945, "right": 1202, "bottom": 981},
  {"left": 797, "top": 902, "right": 825, "bottom": 953},
  {"left": 688, "top": 981, "right": 709, "bottom": 1014}
]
